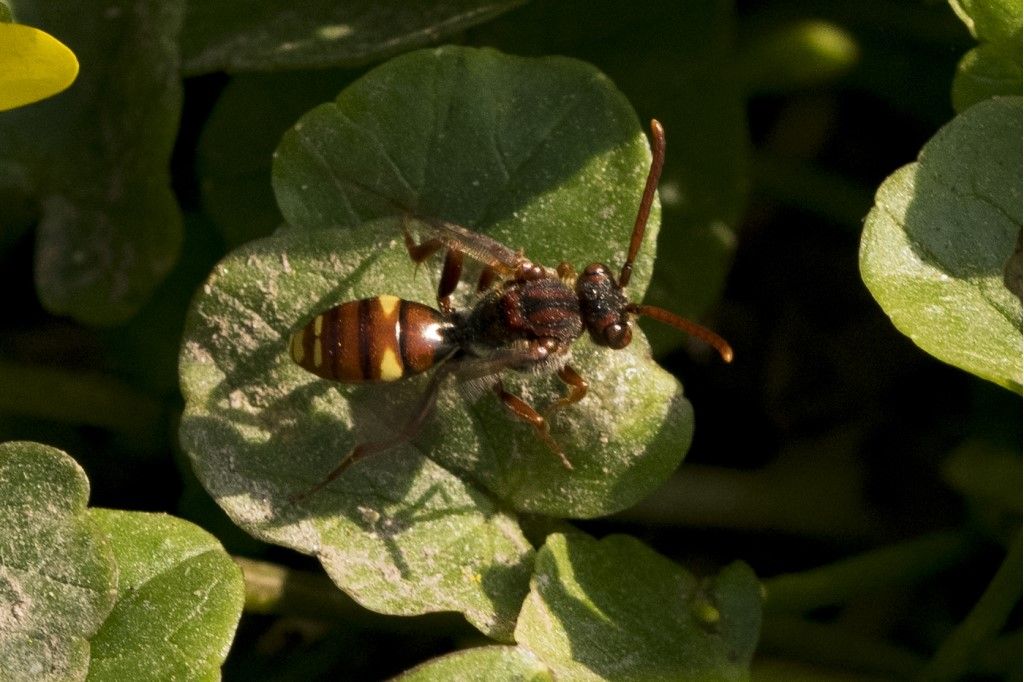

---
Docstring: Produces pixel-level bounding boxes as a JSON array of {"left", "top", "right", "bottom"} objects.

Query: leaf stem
[
  {"left": 0, "top": 360, "right": 163, "bottom": 435},
  {"left": 918, "top": 533, "right": 1022, "bottom": 681},
  {"left": 613, "top": 463, "right": 875, "bottom": 540},
  {"left": 752, "top": 656, "right": 907, "bottom": 682},
  {"left": 759, "top": 614, "right": 925, "bottom": 677},
  {"left": 763, "top": 529, "right": 976, "bottom": 614}
]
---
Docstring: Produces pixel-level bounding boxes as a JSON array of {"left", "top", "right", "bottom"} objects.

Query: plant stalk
[
  {"left": 918, "top": 534, "right": 1022, "bottom": 681},
  {"left": 0, "top": 360, "right": 163, "bottom": 435},
  {"left": 763, "top": 529, "right": 976, "bottom": 614}
]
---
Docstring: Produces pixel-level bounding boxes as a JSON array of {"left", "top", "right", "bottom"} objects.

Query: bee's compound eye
[{"left": 604, "top": 323, "right": 632, "bottom": 349}]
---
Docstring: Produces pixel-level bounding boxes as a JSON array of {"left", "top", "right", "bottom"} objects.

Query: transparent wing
[{"left": 409, "top": 216, "right": 524, "bottom": 276}]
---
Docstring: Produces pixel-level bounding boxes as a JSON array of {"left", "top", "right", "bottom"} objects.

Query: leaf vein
[
  {"left": 334, "top": 108, "right": 418, "bottom": 203},
  {"left": 473, "top": 80, "right": 598, "bottom": 228}
]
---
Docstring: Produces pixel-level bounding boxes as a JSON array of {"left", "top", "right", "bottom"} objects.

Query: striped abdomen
[{"left": 290, "top": 295, "right": 453, "bottom": 382}]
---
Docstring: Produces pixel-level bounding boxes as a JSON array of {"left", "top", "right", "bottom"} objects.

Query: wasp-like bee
[{"left": 290, "top": 120, "right": 732, "bottom": 500}]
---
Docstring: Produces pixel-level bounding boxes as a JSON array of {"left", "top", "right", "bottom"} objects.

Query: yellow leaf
[{"left": 0, "top": 23, "right": 79, "bottom": 110}]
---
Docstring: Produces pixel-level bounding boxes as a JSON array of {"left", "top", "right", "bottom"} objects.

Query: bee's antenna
[
  {"left": 619, "top": 119, "right": 666, "bottom": 289},
  {"left": 628, "top": 304, "right": 734, "bottom": 363}
]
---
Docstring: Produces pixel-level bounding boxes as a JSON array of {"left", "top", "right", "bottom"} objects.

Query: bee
[{"left": 289, "top": 120, "right": 732, "bottom": 500}]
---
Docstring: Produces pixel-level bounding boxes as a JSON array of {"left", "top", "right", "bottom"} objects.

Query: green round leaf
[
  {"left": 0, "top": 441, "right": 117, "bottom": 682},
  {"left": 272, "top": 46, "right": 661, "bottom": 295},
  {"left": 515, "top": 533, "right": 762, "bottom": 681},
  {"left": 179, "top": 225, "right": 536, "bottom": 639},
  {"left": 182, "top": 47, "right": 698, "bottom": 634},
  {"left": 396, "top": 645, "right": 552, "bottom": 681},
  {"left": 181, "top": 1, "right": 525, "bottom": 75},
  {"left": 86, "top": 510, "right": 244, "bottom": 682},
  {"left": 268, "top": 46, "right": 693, "bottom": 515},
  {"left": 860, "top": 97, "right": 1023, "bottom": 392}
]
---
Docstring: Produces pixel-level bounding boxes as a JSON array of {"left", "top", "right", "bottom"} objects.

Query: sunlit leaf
[
  {"left": 86, "top": 510, "right": 244, "bottom": 681},
  {"left": 181, "top": 44, "right": 702, "bottom": 637},
  {"left": 515, "top": 533, "right": 762, "bottom": 681},
  {"left": 267, "top": 46, "right": 692, "bottom": 517},
  {"left": 0, "top": 441, "right": 117, "bottom": 681},
  {"left": 395, "top": 645, "right": 552, "bottom": 681},
  {"left": 860, "top": 97, "right": 1022, "bottom": 392}
]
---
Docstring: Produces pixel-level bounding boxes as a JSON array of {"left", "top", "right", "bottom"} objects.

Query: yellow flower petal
[{"left": 0, "top": 23, "right": 79, "bottom": 111}]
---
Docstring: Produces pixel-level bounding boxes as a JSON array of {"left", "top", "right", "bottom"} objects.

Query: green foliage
[
  {"left": 0, "top": 0, "right": 182, "bottom": 325},
  {"left": 181, "top": 1, "right": 526, "bottom": 74},
  {"left": 860, "top": 97, "right": 1022, "bottom": 392},
  {"left": 272, "top": 47, "right": 662, "bottom": 286},
  {"left": 0, "top": 1, "right": 1019, "bottom": 679},
  {"left": 471, "top": 1, "right": 748, "bottom": 353},
  {"left": 86, "top": 510, "right": 245, "bottom": 681},
  {"left": 949, "top": 0, "right": 1023, "bottom": 111},
  {"left": 392, "top": 534, "right": 761, "bottom": 681},
  {"left": 395, "top": 646, "right": 552, "bottom": 681},
  {"left": 0, "top": 442, "right": 116, "bottom": 681},
  {"left": 516, "top": 534, "right": 761, "bottom": 681},
  {"left": 0, "top": 442, "right": 243, "bottom": 681},
  {"left": 180, "top": 48, "right": 704, "bottom": 639}
]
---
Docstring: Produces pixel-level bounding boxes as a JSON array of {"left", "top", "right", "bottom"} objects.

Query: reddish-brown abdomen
[{"left": 290, "top": 296, "right": 452, "bottom": 382}]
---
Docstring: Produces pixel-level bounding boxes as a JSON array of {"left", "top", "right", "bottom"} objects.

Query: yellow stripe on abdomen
[
  {"left": 378, "top": 294, "right": 399, "bottom": 316},
  {"left": 290, "top": 330, "right": 305, "bottom": 364},
  {"left": 378, "top": 348, "right": 403, "bottom": 380}
]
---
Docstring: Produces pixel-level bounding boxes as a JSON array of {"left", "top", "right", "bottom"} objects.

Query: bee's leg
[
  {"left": 290, "top": 363, "right": 455, "bottom": 503},
  {"left": 403, "top": 228, "right": 444, "bottom": 265},
  {"left": 492, "top": 380, "right": 574, "bottom": 470},
  {"left": 477, "top": 265, "right": 499, "bottom": 292},
  {"left": 403, "top": 228, "right": 464, "bottom": 313},
  {"left": 549, "top": 364, "right": 588, "bottom": 411},
  {"left": 437, "top": 248, "right": 463, "bottom": 314}
]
